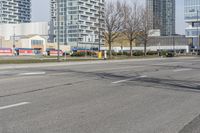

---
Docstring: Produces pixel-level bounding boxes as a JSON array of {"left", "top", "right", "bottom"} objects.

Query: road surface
[{"left": 0, "top": 57, "right": 200, "bottom": 133}]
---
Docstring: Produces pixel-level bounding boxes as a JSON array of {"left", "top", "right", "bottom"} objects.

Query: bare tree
[
  {"left": 139, "top": 7, "right": 158, "bottom": 56},
  {"left": 121, "top": 1, "right": 141, "bottom": 56},
  {"left": 104, "top": 1, "right": 123, "bottom": 58}
]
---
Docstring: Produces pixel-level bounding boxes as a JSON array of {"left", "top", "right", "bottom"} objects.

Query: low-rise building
[
  {"left": 102, "top": 35, "right": 190, "bottom": 53},
  {"left": 20, "top": 35, "right": 47, "bottom": 53},
  {"left": 142, "top": 35, "right": 190, "bottom": 53},
  {"left": 0, "top": 35, "right": 71, "bottom": 55}
]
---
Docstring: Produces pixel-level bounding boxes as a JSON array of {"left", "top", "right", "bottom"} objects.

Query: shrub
[
  {"left": 112, "top": 52, "right": 118, "bottom": 56},
  {"left": 160, "top": 51, "right": 167, "bottom": 56},
  {"left": 147, "top": 51, "right": 158, "bottom": 55},
  {"left": 133, "top": 51, "right": 144, "bottom": 56},
  {"left": 71, "top": 52, "right": 85, "bottom": 57},
  {"left": 123, "top": 51, "right": 131, "bottom": 56},
  {"left": 107, "top": 51, "right": 117, "bottom": 56},
  {"left": 117, "top": 52, "right": 123, "bottom": 56},
  {"left": 87, "top": 51, "right": 96, "bottom": 56}
]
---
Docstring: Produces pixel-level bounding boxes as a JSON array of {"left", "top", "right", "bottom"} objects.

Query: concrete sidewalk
[{"left": 0, "top": 56, "right": 98, "bottom": 60}]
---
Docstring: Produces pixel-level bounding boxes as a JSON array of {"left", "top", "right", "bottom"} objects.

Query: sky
[{"left": 32, "top": 0, "right": 185, "bottom": 35}]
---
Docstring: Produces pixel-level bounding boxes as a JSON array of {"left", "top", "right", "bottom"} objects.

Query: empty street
[{"left": 0, "top": 57, "right": 200, "bottom": 133}]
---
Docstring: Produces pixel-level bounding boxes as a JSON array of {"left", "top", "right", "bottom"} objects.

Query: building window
[{"left": 31, "top": 40, "right": 44, "bottom": 45}]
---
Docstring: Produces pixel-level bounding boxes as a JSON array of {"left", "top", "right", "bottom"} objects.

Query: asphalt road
[{"left": 0, "top": 57, "right": 200, "bottom": 133}]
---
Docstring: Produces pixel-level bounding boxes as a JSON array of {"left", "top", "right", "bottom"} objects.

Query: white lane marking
[
  {"left": 139, "top": 75, "right": 147, "bottom": 78},
  {"left": 173, "top": 69, "right": 192, "bottom": 72},
  {"left": 112, "top": 79, "right": 133, "bottom": 84},
  {"left": 18, "top": 72, "right": 46, "bottom": 76},
  {"left": 90, "top": 66, "right": 144, "bottom": 72},
  {"left": 155, "top": 62, "right": 183, "bottom": 66},
  {"left": 112, "top": 75, "right": 147, "bottom": 84},
  {"left": 0, "top": 102, "right": 30, "bottom": 110}
]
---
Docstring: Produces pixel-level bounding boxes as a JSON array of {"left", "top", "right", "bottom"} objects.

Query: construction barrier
[
  {"left": 49, "top": 50, "right": 63, "bottom": 56},
  {"left": 0, "top": 48, "right": 13, "bottom": 56},
  {"left": 16, "top": 48, "right": 35, "bottom": 56}
]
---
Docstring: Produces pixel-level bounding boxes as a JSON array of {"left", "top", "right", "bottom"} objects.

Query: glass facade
[
  {"left": 0, "top": 0, "right": 31, "bottom": 24},
  {"left": 146, "top": 0, "right": 161, "bottom": 30},
  {"left": 50, "top": 0, "right": 105, "bottom": 49},
  {"left": 146, "top": 0, "right": 175, "bottom": 36},
  {"left": 31, "top": 40, "right": 44, "bottom": 45},
  {"left": 185, "top": 0, "right": 200, "bottom": 47}
]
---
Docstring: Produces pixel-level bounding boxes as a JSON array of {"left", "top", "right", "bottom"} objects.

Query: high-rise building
[
  {"left": 50, "top": 0, "right": 105, "bottom": 49},
  {"left": 185, "top": 0, "right": 200, "bottom": 48},
  {"left": 146, "top": 0, "right": 175, "bottom": 36},
  {"left": 146, "top": 0, "right": 161, "bottom": 30},
  {"left": 0, "top": 0, "right": 31, "bottom": 24}
]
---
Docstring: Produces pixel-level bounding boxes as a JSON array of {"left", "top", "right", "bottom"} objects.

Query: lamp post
[
  {"left": 173, "top": 36, "right": 175, "bottom": 55},
  {"left": 197, "top": 10, "right": 200, "bottom": 48},
  {"left": 84, "top": 35, "right": 88, "bottom": 57},
  {"left": 76, "top": 22, "right": 79, "bottom": 49},
  {"left": 57, "top": 0, "right": 60, "bottom": 61},
  {"left": 90, "top": 34, "right": 94, "bottom": 58},
  {"left": 0, "top": 36, "right": 2, "bottom": 48},
  {"left": 171, "top": 34, "right": 176, "bottom": 56},
  {"left": 98, "top": 0, "right": 101, "bottom": 52},
  {"left": 13, "top": 26, "right": 16, "bottom": 56}
]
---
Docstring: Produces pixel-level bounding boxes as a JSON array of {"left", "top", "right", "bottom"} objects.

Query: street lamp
[
  {"left": 13, "top": 26, "right": 16, "bottom": 56},
  {"left": 171, "top": 34, "right": 176, "bottom": 56},
  {"left": 90, "top": 34, "right": 94, "bottom": 57},
  {"left": 57, "top": 0, "right": 60, "bottom": 61},
  {"left": 197, "top": 10, "right": 200, "bottom": 48},
  {"left": 84, "top": 35, "right": 88, "bottom": 57},
  {"left": 173, "top": 36, "right": 175, "bottom": 55},
  {"left": 98, "top": 0, "right": 101, "bottom": 52},
  {"left": 76, "top": 22, "right": 79, "bottom": 49},
  {"left": 0, "top": 36, "right": 2, "bottom": 48}
]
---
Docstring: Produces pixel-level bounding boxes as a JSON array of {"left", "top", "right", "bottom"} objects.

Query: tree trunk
[
  {"left": 144, "top": 41, "right": 147, "bottom": 56},
  {"left": 109, "top": 41, "right": 112, "bottom": 59},
  {"left": 130, "top": 40, "right": 133, "bottom": 56}
]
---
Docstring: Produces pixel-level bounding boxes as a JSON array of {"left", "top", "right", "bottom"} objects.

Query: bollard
[
  {"left": 98, "top": 52, "right": 102, "bottom": 59},
  {"left": 104, "top": 50, "right": 107, "bottom": 60}
]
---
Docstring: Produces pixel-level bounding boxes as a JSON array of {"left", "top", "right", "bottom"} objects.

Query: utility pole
[
  {"left": 173, "top": 36, "right": 175, "bottom": 55},
  {"left": 13, "top": 26, "right": 16, "bottom": 55},
  {"left": 65, "top": 0, "right": 67, "bottom": 46},
  {"left": 85, "top": 35, "right": 87, "bottom": 57},
  {"left": 98, "top": 0, "right": 101, "bottom": 52},
  {"left": 76, "top": 1, "right": 80, "bottom": 50},
  {"left": 76, "top": 22, "right": 79, "bottom": 49},
  {"left": 0, "top": 36, "right": 2, "bottom": 48},
  {"left": 57, "top": 0, "right": 60, "bottom": 61},
  {"left": 197, "top": 10, "right": 200, "bottom": 48}
]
